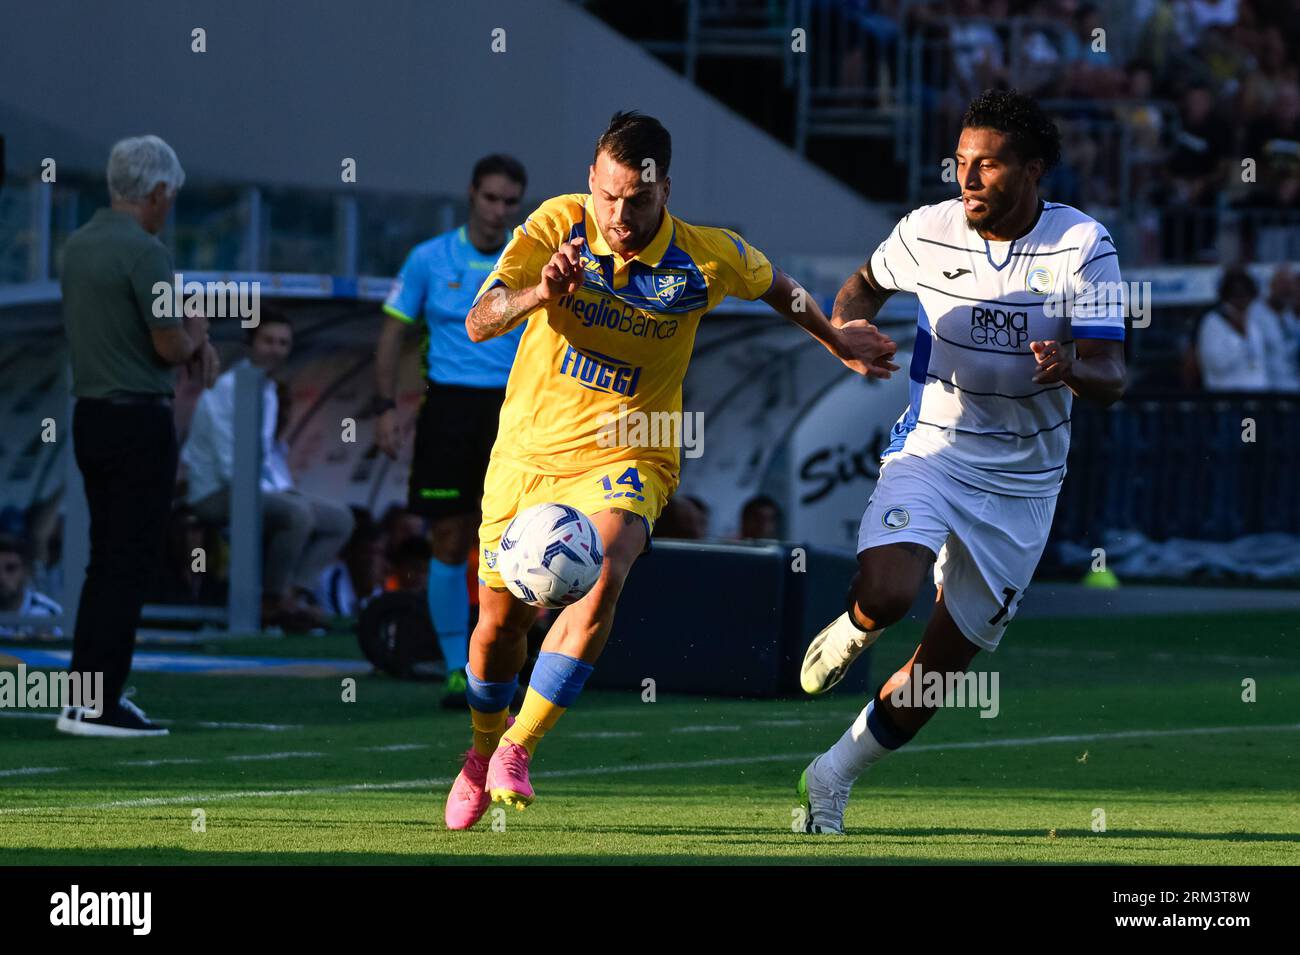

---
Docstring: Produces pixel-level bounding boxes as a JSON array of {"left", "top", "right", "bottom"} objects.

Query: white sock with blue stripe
[{"left": 825, "top": 698, "right": 911, "bottom": 787}]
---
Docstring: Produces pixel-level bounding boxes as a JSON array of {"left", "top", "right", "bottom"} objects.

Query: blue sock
[
  {"left": 465, "top": 667, "right": 518, "bottom": 713},
  {"left": 427, "top": 558, "right": 469, "bottom": 672},
  {"left": 529, "top": 651, "right": 595, "bottom": 707}
]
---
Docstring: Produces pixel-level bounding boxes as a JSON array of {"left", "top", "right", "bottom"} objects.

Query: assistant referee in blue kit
[{"left": 373, "top": 155, "right": 528, "bottom": 707}]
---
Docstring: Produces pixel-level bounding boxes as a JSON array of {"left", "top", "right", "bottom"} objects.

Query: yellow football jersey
[{"left": 475, "top": 193, "right": 774, "bottom": 480}]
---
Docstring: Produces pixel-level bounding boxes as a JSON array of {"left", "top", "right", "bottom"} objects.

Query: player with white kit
[{"left": 796, "top": 89, "right": 1128, "bottom": 834}]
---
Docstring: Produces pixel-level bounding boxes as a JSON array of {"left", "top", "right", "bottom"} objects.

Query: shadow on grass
[
  {"left": 3, "top": 822, "right": 1294, "bottom": 867},
  {"left": 0, "top": 846, "right": 1060, "bottom": 866}
]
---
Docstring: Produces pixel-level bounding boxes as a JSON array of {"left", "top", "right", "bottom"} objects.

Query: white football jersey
[{"left": 869, "top": 198, "right": 1125, "bottom": 497}]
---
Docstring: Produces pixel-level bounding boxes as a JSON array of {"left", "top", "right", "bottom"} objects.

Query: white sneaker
[
  {"left": 56, "top": 695, "right": 169, "bottom": 738},
  {"left": 799, "top": 612, "right": 881, "bottom": 695},
  {"left": 797, "top": 754, "right": 849, "bottom": 835}
]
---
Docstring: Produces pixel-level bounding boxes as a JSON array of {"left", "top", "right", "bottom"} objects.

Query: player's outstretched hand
[
  {"left": 1030, "top": 340, "right": 1072, "bottom": 384},
  {"left": 537, "top": 237, "right": 586, "bottom": 303},
  {"left": 376, "top": 407, "right": 401, "bottom": 460},
  {"left": 836, "top": 319, "right": 900, "bottom": 379}
]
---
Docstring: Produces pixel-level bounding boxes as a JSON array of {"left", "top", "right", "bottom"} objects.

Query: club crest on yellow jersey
[{"left": 653, "top": 270, "right": 688, "bottom": 307}]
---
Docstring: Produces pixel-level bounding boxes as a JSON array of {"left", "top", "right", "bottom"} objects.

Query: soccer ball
[{"left": 498, "top": 503, "right": 604, "bottom": 609}]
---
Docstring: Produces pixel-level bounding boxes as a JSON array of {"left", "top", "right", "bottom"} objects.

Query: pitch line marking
[
  {"left": 0, "top": 711, "right": 302, "bottom": 731},
  {"left": 671, "top": 724, "right": 742, "bottom": 733},
  {"left": 191, "top": 721, "right": 303, "bottom": 731},
  {"left": 224, "top": 751, "right": 324, "bottom": 762},
  {"left": 1001, "top": 646, "right": 1299, "bottom": 667},
  {"left": 0, "top": 767, "right": 65, "bottom": 778},
  {"left": 1, "top": 723, "right": 1295, "bottom": 816}
]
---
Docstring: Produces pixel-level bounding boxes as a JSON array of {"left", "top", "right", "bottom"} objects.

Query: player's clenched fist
[
  {"left": 835, "top": 319, "right": 900, "bottom": 380},
  {"left": 1030, "top": 340, "right": 1072, "bottom": 384},
  {"left": 536, "top": 237, "right": 586, "bottom": 303}
]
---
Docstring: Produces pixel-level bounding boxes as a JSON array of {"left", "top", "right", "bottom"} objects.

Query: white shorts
[{"left": 857, "top": 452, "right": 1057, "bottom": 652}]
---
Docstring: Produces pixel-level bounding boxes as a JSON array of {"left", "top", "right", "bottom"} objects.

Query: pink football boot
[
  {"left": 486, "top": 740, "right": 535, "bottom": 810},
  {"left": 444, "top": 716, "right": 515, "bottom": 830},
  {"left": 444, "top": 749, "right": 493, "bottom": 830}
]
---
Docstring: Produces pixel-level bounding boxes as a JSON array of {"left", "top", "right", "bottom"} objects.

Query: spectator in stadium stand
[
  {"left": 830, "top": 0, "right": 903, "bottom": 92},
  {"left": 739, "top": 495, "right": 783, "bottom": 541},
  {"left": 1247, "top": 265, "right": 1300, "bottom": 392},
  {"left": 56, "top": 135, "right": 218, "bottom": 738},
  {"left": 652, "top": 496, "right": 706, "bottom": 540},
  {"left": 1060, "top": 3, "right": 1126, "bottom": 98},
  {"left": 378, "top": 504, "right": 426, "bottom": 556},
  {"left": 183, "top": 309, "right": 354, "bottom": 632},
  {"left": 1162, "top": 85, "right": 1233, "bottom": 260},
  {"left": 148, "top": 506, "right": 227, "bottom": 607},
  {"left": 1194, "top": 23, "right": 1250, "bottom": 91},
  {"left": 1115, "top": 61, "right": 1164, "bottom": 205},
  {"left": 390, "top": 536, "right": 433, "bottom": 593},
  {"left": 1136, "top": 0, "right": 1183, "bottom": 85},
  {"left": 947, "top": 0, "right": 1008, "bottom": 98},
  {"left": 1243, "top": 81, "right": 1300, "bottom": 180},
  {"left": 1195, "top": 266, "right": 1287, "bottom": 392},
  {"left": 314, "top": 509, "right": 385, "bottom": 618},
  {"left": 1177, "top": 0, "right": 1240, "bottom": 39},
  {"left": 0, "top": 535, "right": 62, "bottom": 638},
  {"left": 685, "top": 494, "right": 712, "bottom": 538},
  {"left": 23, "top": 492, "right": 64, "bottom": 599}
]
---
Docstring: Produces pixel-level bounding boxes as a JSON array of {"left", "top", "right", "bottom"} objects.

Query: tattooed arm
[
  {"left": 833, "top": 260, "right": 896, "bottom": 328},
  {"left": 466, "top": 236, "right": 587, "bottom": 343},
  {"left": 466, "top": 285, "right": 545, "bottom": 343}
]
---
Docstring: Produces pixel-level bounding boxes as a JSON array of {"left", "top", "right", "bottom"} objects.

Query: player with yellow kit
[{"left": 444, "top": 111, "right": 899, "bottom": 829}]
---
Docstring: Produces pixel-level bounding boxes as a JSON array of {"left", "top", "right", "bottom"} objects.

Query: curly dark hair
[{"left": 961, "top": 89, "right": 1062, "bottom": 174}]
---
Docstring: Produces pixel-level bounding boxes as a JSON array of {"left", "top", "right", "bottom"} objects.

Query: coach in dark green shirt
[
  {"left": 62, "top": 207, "right": 183, "bottom": 397},
  {"left": 57, "top": 134, "right": 218, "bottom": 739}
]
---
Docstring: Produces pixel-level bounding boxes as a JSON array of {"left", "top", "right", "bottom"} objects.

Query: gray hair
[{"left": 106, "top": 135, "right": 186, "bottom": 202}]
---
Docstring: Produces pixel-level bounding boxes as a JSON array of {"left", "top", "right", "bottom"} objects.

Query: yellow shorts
[{"left": 478, "top": 457, "right": 676, "bottom": 589}]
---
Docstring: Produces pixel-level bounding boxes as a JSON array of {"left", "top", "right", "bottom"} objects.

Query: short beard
[
  {"left": 965, "top": 206, "right": 1006, "bottom": 237},
  {"left": 608, "top": 228, "right": 649, "bottom": 255}
]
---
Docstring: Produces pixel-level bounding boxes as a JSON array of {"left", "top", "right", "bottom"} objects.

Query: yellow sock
[
  {"left": 470, "top": 707, "right": 510, "bottom": 758},
  {"left": 501, "top": 687, "right": 567, "bottom": 757}
]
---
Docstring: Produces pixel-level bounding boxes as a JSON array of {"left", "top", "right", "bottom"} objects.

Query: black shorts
[{"left": 407, "top": 381, "right": 506, "bottom": 519}]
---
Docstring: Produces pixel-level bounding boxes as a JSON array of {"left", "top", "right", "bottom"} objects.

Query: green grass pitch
[{"left": 1, "top": 609, "right": 1297, "bottom": 864}]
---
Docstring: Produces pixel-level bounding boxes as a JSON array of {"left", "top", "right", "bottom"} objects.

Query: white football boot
[
  {"left": 799, "top": 612, "right": 881, "bottom": 695},
  {"left": 797, "top": 754, "right": 849, "bottom": 835}
]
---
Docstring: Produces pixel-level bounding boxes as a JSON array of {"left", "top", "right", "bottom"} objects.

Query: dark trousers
[{"left": 70, "top": 398, "right": 178, "bottom": 706}]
